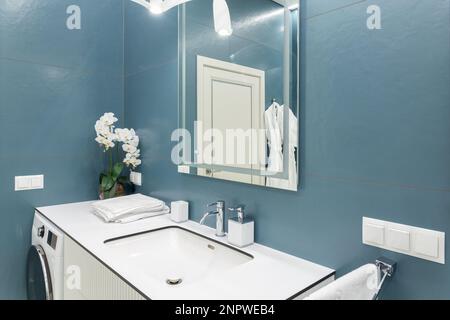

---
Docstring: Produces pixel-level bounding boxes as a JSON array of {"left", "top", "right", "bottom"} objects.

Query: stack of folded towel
[{"left": 91, "top": 193, "right": 170, "bottom": 223}]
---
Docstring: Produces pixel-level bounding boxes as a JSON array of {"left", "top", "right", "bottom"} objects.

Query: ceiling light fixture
[
  {"left": 130, "top": 0, "right": 191, "bottom": 15},
  {"left": 213, "top": 0, "right": 233, "bottom": 36},
  {"left": 130, "top": 0, "right": 233, "bottom": 37}
]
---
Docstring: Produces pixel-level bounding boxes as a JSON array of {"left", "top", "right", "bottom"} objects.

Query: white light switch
[
  {"left": 413, "top": 232, "right": 439, "bottom": 258},
  {"left": 15, "top": 177, "right": 31, "bottom": 190},
  {"left": 31, "top": 176, "right": 44, "bottom": 188},
  {"left": 386, "top": 228, "right": 410, "bottom": 251},
  {"left": 363, "top": 217, "right": 445, "bottom": 264},
  {"left": 363, "top": 223, "right": 385, "bottom": 245},
  {"left": 15, "top": 175, "right": 44, "bottom": 191}
]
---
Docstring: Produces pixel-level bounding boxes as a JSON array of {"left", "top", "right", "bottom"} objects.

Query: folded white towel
[
  {"left": 115, "top": 204, "right": 170, "bottom": 223},
  {"left": 94, "top": 205, "right": 170, "bottom": 224},
  {"left": 91, "top": 193, "right": 169, "bottom": 223},
  {"left": 304, "top": 264, "right": 380, "bottom": 300}
]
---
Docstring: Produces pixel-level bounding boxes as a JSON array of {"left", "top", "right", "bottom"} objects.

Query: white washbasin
[{"left": 104, "top": 226, "right": 253, "bottom": 287}]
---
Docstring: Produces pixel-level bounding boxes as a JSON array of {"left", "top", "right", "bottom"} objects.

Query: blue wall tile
[
  {"left": 303, "top": 0, "right": 365, "bottom": 18},
  {"left": 0, "top": 59, "right": 124, "bottom": 158},
  {"left": 303, "top": 0, "right": 450, "bottom": 189},
  {"left": 0, "top": 0, "right": 124, "bottom": 299},
  {"left": 0, "top": 0, "right": 124, "bottom": 77},
  {"left": 124, "top": 1, "right": 177, "bottom": 76},
  {"left": 125, "top": 0, "right": 450, "bottom": 299}
]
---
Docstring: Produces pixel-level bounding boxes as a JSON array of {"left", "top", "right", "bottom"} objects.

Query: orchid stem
[{"left": 109, "top": 150, "right": 113, "bottom": 175}]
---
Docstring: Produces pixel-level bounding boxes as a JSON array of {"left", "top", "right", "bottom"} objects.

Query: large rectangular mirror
[{"left": 177, "top": 0, "right": 299, "bottom": 191}]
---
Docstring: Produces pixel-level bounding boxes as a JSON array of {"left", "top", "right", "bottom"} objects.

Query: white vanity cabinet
[
  {"left": 63, "top": 237, "right": 145, "bottom": 300},
  {"left": 63, "top": 234, "right": 333, "bottom": 300},
  {"left": 37, "top": 201, "right": 334, "bottom": 300}
]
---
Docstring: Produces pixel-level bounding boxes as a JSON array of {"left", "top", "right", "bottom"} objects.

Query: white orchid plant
[{"left": 95, "top": 113, "right": 141, "bottom": 199}]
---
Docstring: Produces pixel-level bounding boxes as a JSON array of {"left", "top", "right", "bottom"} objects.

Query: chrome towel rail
[{"left": 373, "top": 257, "right": 397, "bottom": 300}]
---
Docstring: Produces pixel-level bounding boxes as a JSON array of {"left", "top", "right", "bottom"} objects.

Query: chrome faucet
[{"left": 199, "top": 201, "right": 226, "bottom": 237}]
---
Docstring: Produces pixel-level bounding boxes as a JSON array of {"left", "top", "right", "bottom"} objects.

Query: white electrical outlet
[
  {"left": 130, "top": 171, "right": 142, "bottom": 186},
  {"left": 15, "top": 175, "right": 44, "bottom": 191}
]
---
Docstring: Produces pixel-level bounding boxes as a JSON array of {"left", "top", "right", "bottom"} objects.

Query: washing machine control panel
[
  {"left": 47, "top": 230, "right": 58, "bottom": 250},
  {"left": 36, "top": 223, "right": 58, "bottom": 250},
  {"left": 37, "top": 226, "right": 45, "bottom": 238},
  {"left": 32, "top": 211, "right": 64, "bottom": 256}
]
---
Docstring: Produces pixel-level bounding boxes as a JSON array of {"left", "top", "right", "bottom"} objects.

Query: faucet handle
[
  {"left": 228, "top": 204, "right": 245, "bottom": 212},
  {"left": 228, "top": 205, "right": 246, "bottom": 222},
  {"left": 207, "top": 201, "right": 225, "bottom": 209}
]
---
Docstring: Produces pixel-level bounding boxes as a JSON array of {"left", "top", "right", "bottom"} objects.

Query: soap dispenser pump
[{"left": 227, "top": 205, "right": 254, "bottom": 247}]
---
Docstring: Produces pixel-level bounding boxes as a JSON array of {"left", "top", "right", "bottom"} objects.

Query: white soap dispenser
[{"left": 227, "top": 205, "right": 254, "bottom": 248}]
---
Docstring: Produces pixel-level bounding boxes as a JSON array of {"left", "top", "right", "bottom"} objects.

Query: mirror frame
[{"left": 177, "top": 0, "right": 300, "bottom": 189}]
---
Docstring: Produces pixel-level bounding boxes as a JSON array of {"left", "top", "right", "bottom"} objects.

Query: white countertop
[{"left": 36, "top": 201, "right": 334, "bottom": 300}]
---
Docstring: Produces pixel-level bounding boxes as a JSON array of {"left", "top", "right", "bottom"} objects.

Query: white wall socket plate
[
  {"left": 130, "top": 171, "right": 142, "bottom": 186},
  {"left": 363, "top": 217, "right": 445, "bottom": 264},
  {"left": 15, "top": 175, "right": 44, "bottom": 191}
]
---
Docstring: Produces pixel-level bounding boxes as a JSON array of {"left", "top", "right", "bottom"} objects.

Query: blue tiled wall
[
  {"left": 125, "top": 0, "right": 450, "bottom": 299},
  {"left": 0, "top": 0, "right": 124, "bottom": 299}
]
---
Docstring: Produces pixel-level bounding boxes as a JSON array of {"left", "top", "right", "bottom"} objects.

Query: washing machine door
[{"left": 27, "top": 245, "right": 53, "bottom": 300}]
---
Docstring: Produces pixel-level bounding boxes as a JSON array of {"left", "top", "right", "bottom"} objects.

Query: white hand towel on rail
[
  {"left": 304, "top": 264, "right": 380, "bottom": 300},
  {"left": 91, "top": 193, "right": 169, "bottom": 223}
]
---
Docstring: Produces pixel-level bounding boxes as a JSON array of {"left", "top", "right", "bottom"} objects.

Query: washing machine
[{"left": 27, "top": 212, "right": 64, "bottom": 300}]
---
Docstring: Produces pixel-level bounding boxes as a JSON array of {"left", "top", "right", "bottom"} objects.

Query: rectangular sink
[{"left": 104, "top": 227, "right": 253, "bottom": 287}]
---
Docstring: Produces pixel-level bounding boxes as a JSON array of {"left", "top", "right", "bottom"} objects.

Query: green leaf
[
  {"left": 112, "top": 163, "right": 124, "bottom": 180},
  {"left": 101, "top": 175, "right": 114, "bottom": 192},
  {"left": 107, "top": 183, "right": 118, "bottom": 199},
  {"left": 99, "top": 173, "right": 106, "bottom": 185},
  {"left": 118, "top": 176, "right": 130, "bottom": 185}
]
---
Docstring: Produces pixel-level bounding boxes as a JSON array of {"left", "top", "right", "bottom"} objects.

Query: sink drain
[{"left": 166, "top": 278, "right": 183, "bottom": 286}]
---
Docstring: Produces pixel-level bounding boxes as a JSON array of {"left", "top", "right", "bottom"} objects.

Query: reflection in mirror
[{"left": 177, "top": 0, "right": 299, "bottom": 191}]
